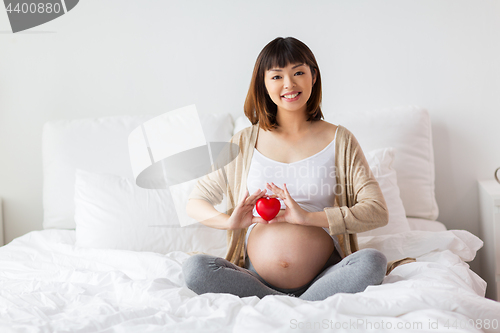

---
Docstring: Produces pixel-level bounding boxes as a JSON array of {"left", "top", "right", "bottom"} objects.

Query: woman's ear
[{"left": 312, "top": 68, "right": 317, "bottom": 86}]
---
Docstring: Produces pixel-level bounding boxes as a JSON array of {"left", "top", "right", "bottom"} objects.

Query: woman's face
[{"left": 264, "top": 62, "right": 316, "bottom": 115}]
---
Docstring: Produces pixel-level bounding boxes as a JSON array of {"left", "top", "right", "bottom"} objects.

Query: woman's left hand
[{"left": 255, "top": 182, "right": 309, "bottom": 225}]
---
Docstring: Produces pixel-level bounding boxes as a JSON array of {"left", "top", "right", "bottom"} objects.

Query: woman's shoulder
[
  {"left": 316, "top": 121, "right": 360, "bottom": 146},
  {"left": 231, "top": 122, "right": 258, "bottom": 142},
  {"left": 314, "top": 120, "right": 341, "bottom": 139},
  {"left": 317, "top": 121, "right": 353, "bottom": 138},
  {"left": 226, "top": 122, "right": 259, "bottom": 158},
  {"left": 316, "top": 120, "right": 338, "bottom": 132}
]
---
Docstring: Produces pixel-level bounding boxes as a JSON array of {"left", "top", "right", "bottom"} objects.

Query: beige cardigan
[{"left": 188, "top": 122, "right": 415, "bottom": 275}]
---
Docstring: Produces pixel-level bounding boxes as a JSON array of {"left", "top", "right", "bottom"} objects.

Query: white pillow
[
  {"left": 325, "top": 107, "right": 438, "bottom": 221},
  {"left": 43, "top": 112, "right": 234, "bottom": 230},
  {"left": 233, "top": 106, "right": 439, "bottom": 221},
  {"left": 358, "top": 147, "right": 410, "bottom": 236},
  {"left": 74, "top": 169, "right": 227, "bottom": 256}
]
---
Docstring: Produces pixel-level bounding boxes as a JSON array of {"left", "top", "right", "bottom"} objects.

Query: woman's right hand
[{"left": 227, "top": 189, "right": 268, "bottom": 230}]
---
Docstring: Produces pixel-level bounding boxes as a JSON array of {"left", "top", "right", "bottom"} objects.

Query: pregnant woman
[{"left": 183, "top": 37, "right": 389, "bottom": 301}]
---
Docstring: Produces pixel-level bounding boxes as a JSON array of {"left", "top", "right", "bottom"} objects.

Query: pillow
[
  {"left": 74, "top": 168, "right": 227, "bottom": 256},
  {"left": 43, "top": 112, "right": 234, "bottom": 230},
  {"left": 233, "top": 106, "right": 439, "bottom": 221},
  {"left": 358, "top": 147, "right": 411, "bottom": 236},
  {"left": 325, "top": 107, "right": 438, "bottom": 221}
]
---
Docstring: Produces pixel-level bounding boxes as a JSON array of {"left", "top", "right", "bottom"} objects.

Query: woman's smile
[{"left": 281, "top": 91, "right": 301, "bottom": 102}]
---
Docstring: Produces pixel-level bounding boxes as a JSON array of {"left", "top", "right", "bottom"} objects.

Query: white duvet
[{"left": 1, "top": 229, "right": 499, "bottom": 333}]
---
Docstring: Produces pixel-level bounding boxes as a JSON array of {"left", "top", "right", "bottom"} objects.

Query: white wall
[{"left": 1, "top": 0, "right": 499, "bottom": 279}]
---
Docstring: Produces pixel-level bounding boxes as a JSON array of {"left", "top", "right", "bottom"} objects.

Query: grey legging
[{"left": 182, "top": 247, "right": 387, "bottom": 301}]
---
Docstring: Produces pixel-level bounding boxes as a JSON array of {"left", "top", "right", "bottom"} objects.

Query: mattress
[{"left": 1, "top": 228, "right": 499, "bottom": 332}]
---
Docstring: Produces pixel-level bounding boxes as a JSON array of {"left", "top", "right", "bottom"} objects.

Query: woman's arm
[
  {"left": 302, "top": 211, "right": 329, "bottom": 228},
  {"left": 188, "top": 189, "right": 268, "bottom": 231},
  {"left": 305, "top": 195, "right": 388, "bottom": 233},
  {"left": 320, "top": 128, "right": 389, "bottom": 235},
  {"left": 186, "top": 199, "right": 231, "bottom": 230},
  {"left": 186, "top": 136, "right": 237, "bottom": 229}
]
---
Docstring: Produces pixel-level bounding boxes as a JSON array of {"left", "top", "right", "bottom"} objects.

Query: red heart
[{"left": 256, "top": 197, "right": 281, "bottom": 221}]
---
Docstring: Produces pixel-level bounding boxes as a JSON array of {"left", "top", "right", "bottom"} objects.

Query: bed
[{"left": 1, "top": 106, "right": 499, "bottom": 333}]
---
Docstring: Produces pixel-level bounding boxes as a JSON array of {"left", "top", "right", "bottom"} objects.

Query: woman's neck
[{"left": 275, "top": 111, "right": 310, "bottom": 136}]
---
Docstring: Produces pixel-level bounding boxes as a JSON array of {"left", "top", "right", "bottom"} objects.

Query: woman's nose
[{"left": 283, "top": 75, "right": 295, "bottom": 89}]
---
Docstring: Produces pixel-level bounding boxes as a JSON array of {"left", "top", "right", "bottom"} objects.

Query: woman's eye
[
  {"left": 272, "top": 75, "right": 281, "bottom": 80},
  {"left": 294, "top": 71, "right": 304, "bottom": 76}
]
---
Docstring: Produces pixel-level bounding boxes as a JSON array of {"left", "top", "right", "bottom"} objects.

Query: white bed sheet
[{"left": 1, "top": 229, "right": 499, "bottom": 333}]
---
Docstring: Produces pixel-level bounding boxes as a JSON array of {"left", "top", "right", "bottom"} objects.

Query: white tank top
[{"left": 245, "top": 128, "right": 341, "bottom": 255}]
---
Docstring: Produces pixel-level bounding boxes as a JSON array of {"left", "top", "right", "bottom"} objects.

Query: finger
[
  {"left": 268, "top": 216, "right": 282, "bottom": 224},
  {"left": 283, "top": 183, "right": 290, "bottom": 197},
  {"left": 250, "top": 189, "right": 265, "bottom": 204},
  {"left": 248, "top": 189, "right": 261, "bottom": 200},
  {"left": 240, "top": 189, "right": 249, "bottom": 204},
  {"left": 274, "top": 183, "right": 284, "bottom": 196},
  {"left": 267, "top": 183, "right": 283, "bottom": 198},
  {"left": 266, "top": 182, "right": 277, "bottom": 194},
  {"left": 252, "top": 216, "right": 268, "bottom": 224},
  {"left": 254, "top": 190, "right": 268, "bottom": 203},
  {"left": 275, "top": 183, "right": 289, "bottom": 201},
  {"left": 267, "top": 182, "right": 279, "bottom": 190}
]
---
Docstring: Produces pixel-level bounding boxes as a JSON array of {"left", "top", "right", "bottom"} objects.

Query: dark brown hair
[{"left": 244, "top": 37, "right": 323, "bottom": 131}]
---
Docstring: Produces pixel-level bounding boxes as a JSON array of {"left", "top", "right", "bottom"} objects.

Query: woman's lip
[
  {"left": 281, "top": 91, "right": 300, "bottom": 97},
  {"left": 281, "top": 91, "right": 301, "bottom": 101}
]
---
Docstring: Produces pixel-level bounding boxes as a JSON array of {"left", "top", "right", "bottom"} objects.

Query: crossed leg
[
  {"left": 182, "top": 248, "right": 387, "bottom": 301},
  {"left": 298, "top": 248, "right": 387, "bottom": 301},
  {"left": 182, "top": 254, "right": 294, "bottom": 298}
]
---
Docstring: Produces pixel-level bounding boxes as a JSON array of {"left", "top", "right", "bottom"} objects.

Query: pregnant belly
[{"left": 247, "top": 210, "right": 335, "bottom": 289}]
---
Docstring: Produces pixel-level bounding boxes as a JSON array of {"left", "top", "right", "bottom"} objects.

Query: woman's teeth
[{"left": 283, "top": 92, "right": 299, "bottom": 99}]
